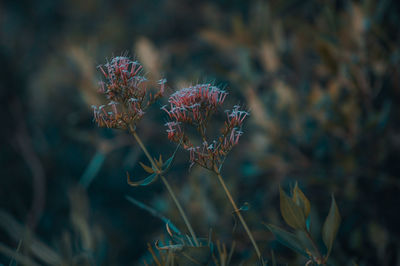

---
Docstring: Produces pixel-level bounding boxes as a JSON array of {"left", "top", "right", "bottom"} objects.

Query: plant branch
[
  {"left": 305, "top": 230, "right": 325, "bottom": 265},
  {"left": 214, "top": 168, "right": 262, "bottom": 260},
  {"left": 129, "top": 126, "right": 199, "bottom": 246}
]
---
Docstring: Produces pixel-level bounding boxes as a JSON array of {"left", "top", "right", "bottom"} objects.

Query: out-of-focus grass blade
[
  {"left": 271, "top": 249, "right": 277, "bottom": 266},
  {"left": 0, "top": 210, "right": 63, "bottom": 265},
  {"left": 0, "top": 242, "right": 40, "bottom": 266},
  {"left": 80, "top": 151, "right": 106, "bottom": 188},
  {"left": 125, "top": 196, "right": 181, "bottom": 235}
]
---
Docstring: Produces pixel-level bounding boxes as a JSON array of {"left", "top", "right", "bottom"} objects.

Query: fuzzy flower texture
[
  {"left": 92, "top": 56, "right": 165, "bottom": 130},
  {"left": 162, "top": 84, "right": 249, "bottom": 170}
]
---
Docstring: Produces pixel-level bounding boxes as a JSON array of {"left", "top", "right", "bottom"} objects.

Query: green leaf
[
  {"left": 292, "top": 182, "right": 311, "bottom": 219},
  {"left": 162, "top": 142, "right": 180, "bottom": 173},
  {"left": 157, "top": 154, "right": 163, "bottom": 168},
  {"left": 238, "top": 202, "right": 250, "bottom": 211},
  {"left": 125, "top": 195, "right": 181, "bottom": 235},
  {"left": 80, "top": 151, "right": 106, "bottom": 188},
  {"left": 126, "top": 172, "right": 158, "bottom": 186},
  {"left": 322, "top": 195, "right": 341, "bottom": 258},
  {"left": 280, "top": 186, "right": 306, "bottom": 230},
  {"left": 0, "top": 242, "right": 41, "bottom": 266},
  {"left": 264, "top": 224, "right": 309, "bottom": 258}
]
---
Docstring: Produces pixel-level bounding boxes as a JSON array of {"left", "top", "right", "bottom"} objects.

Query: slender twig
[
  {"left": 214, "top": 167, "right": 262, "bottom": 260},
  {"left": 8, "top": 239, "right": 22, "bottom": 266},
  {"left": 305, "top": 230, "right": 325, "bottom": 265},
  {"left": 128, "top": 126, "right": 199, "bottom": 246}
]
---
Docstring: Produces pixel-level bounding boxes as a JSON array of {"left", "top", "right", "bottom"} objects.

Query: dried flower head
[
  {"left": 92, "top": 56, "right": 165, "bottom": 130},
  {"left": 162, "top": 84, "right": 227, "bottom": 125},
  {"left": 163, "top": 83, "right": 248, "bottom": 170}
]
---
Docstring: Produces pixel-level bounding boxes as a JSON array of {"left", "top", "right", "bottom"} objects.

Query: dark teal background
[{"left": 1, "top": 0, "right": 400, "bottom": 265}]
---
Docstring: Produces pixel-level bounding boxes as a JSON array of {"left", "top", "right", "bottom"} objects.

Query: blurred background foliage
[{"left": 1, "top": 0, "right": 400, "bottom": 265}]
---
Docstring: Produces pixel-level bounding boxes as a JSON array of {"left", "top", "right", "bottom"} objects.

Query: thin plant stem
[
  {"left": 129, "top": 126, "right": 199, "bottom": 246},
  {"left": 214, "top": 168, "right": 262, "bottom": 260},
  {"left": 305, "top": 230, "right": 326, "bottom": 265}
]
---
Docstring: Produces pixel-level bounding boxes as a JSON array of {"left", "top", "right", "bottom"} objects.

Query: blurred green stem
[
  {"left": 214, "top": 167, "right": 262, "bottom": 260},
  {"left": 129, "top": 127, "right": 199, "bottom": 246}
]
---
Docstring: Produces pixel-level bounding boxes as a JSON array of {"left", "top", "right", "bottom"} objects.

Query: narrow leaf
[
  {"left": 125, "top": 195, "right": 181, "bottom": 235},
  {"left": 162, "top": 142, "right": 180, "bottom": 173},
  {"left": 154, "top": 155, "right": 163, "bottom": 169},
  {"left": 162, "top": 157, "right": 174, "bottom": 173},
  {"left": 139, "top": 162, "right": 155, "bottom": 174},
  {"left": 271, "top": 250, "right": 277, "bottom": 266},
  {"left": 264, "top": 224, "right": 309, "bottom": 258},
  {"left": 127, "top": 172, "right": 158, "bottom": 186},
  {"left": 292, "top": 182, "right": 311, "bottom": 219},
  {"left": 80, "top": 151, "right": 106, "bottom": 188},
  {"left": 280, "top": 186, "right": 306, "bottom": 230},
  {"left": 322, "top": 195, "right": 341, "bottom": 258},
  {"left": 238, "top": 202, "right": 250, "bottom": 212}
]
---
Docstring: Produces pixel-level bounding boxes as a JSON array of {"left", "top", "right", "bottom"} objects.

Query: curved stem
[
  {"left": 129, "top": 127, "right": 199, "bottom": 246},
  {"left": 159, "top": 175, "right": 199, "bottom": 246},
  {"left": 214, "top": 168, "right": 262, "bottom": 260}
]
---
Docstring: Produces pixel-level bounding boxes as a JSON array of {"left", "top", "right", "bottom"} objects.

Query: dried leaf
[
  {"left": 0, "top": 242, "right": 41, "bottom": 266},
  {"left": 135, "top": 37, "right": 161, "bottom": 79},
  {"left": 238, "top": 202, "right": 250, "bottom": 212},
  {"left": 139, "top": 162, "right": 155, "bottom": 174},
  {"left": 280, "top": 186, "right": 306, "bottom": 230},
  {"left": 271, "top": 249, "right": 277, "bottom": 266},
  {"left": 162, "top": 156, "right": 174, "bottom": 173},
  {"left": 322, "top": 195, "right": 341, "bottom": 258},
  {"left": 259, "top": 41, "right": 280, "bottom": 72}
]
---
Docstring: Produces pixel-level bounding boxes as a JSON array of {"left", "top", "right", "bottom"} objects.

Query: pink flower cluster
[
  {"left": 92, "top": 56, "right": 165, "bottom": 129},
  {"left": 162, "top": 84, "right": 228, "bottom": 125},
  {"left": 163, "top": 84, "right": 249, "bottom": 170},
  {"left": 165, "top": 121, "right": 183, "bottom": 141}
]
